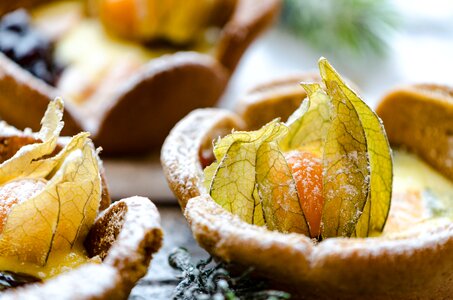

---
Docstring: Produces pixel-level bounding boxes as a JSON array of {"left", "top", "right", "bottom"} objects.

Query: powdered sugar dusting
[
  {"left": 161, "top": 108, "right": 244, "bottom": 208},
  {"left": 1, "top": 263, "right": 119, "bottom": 300},
  {"left": 0, "top": 179, "right": 46, "bottom": 231},
  {"left": 186, "top": 193, "right": 453, "bottom": 288}
]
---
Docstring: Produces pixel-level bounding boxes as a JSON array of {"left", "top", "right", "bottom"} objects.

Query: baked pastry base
[{"left": 162, "top": 76, "right": 453, "bottom": 299}]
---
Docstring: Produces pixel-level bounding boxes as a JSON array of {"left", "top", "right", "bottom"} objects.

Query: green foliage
[
  {"left": 281, "top": 0, "right": 399, "bottom": 56},
  {"left": 0, "top": 271, "right": 40, "bottom": 291},
  {"left": 169, "top": 248, "right": 290, "bottom": 300}
]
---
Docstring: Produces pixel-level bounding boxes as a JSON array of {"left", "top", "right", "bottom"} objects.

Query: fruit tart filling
[
  {"left": 0, "top": 98, "right": 103, "bottom": 287},
  {"left": 0, "top": 0, "right": 234, "bottom": 104},
  {"left": 202, "top": 58, "right": 453, "bottom": 239},
  {"left": 386, "top": 150, "right": 453, "bottom": 234}
]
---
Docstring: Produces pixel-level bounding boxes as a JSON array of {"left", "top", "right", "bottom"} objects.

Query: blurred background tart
[
  {"left": 0, "top": 0, "right": 281, "bottom": 155},
  {"left": 0, "top": 101, "right": 163, "bottom": 299}
]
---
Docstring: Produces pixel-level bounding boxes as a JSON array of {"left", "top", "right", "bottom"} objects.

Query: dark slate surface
[{"left": 128, "top": 205, "right": 209, "bottom": 299}]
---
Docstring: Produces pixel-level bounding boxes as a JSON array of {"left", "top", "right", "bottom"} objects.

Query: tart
[
  {"left": 0, "top": 99, "right": 163, "bottom": 299},
  {"left": 162, "top": 60, "right": 453, "bottom": 299},
  {"left": 0, "top": 0, "right": 281, "bottom": 155}
]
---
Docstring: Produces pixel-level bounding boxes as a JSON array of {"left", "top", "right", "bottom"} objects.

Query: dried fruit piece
[{"left": 0, "top": 10, "right": 62, "bottom": 85}]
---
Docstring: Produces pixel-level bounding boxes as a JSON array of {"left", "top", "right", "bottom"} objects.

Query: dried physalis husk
[
  {"left": 204, "top": 58, "right": 392, "bottom": 239},
  {"left": 0, "top": 98, "right": 102, "bottom": 268}
]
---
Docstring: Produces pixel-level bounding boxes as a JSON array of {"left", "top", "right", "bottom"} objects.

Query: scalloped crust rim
[{"left": 161, "top": 103, "right": 453, "bottom": 299}]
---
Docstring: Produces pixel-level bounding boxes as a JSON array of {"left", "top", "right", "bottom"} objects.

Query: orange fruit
[
  {"left": 0, "top": 179, "right": 46, "bottom": 233},
  {"left": 285, "top": 150, "right": 324, "bottom": 238},
  {"left": 99, "top": 0, "right": 138, "bottom": 38}
]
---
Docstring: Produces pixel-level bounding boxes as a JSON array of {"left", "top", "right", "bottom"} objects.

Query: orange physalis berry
[
  {"left": 0, "top": 179, "right": 46, "bottom": 233},
  {"left": 284, "top": 150, "right": 324, "bottom": 238}
]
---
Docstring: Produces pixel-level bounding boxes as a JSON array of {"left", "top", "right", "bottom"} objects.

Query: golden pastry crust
[
  {"left": 376, "top": 84, "right": 453, "bottom": 181},
  {"left": 0, "top": 0, "right": 281, "bottom": 155},
  {"left": 186, "top": 195, "right": 453, "bottom": 300},
  {"left": 0, "top": 124, "right": 163, "bottom": 299},
  {"left": 161, "top": 76, "right": 453, "bottom": 299},
  {"left": 0, "top": 53, "right": 84, "bottom": 137},
  {"left": 0, "top": 0, "right": 51, "bottom": 15}
]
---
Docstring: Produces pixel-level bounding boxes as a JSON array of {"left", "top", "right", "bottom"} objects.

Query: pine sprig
[
  {"left": 280, "top": 0, "right": 400, "bottom": 56},
  {"left": 0, "top": 271, "right": 40, "bottom": 291},
  {"left": 169, "top": 248, "right": 290, "bottom": 300}
]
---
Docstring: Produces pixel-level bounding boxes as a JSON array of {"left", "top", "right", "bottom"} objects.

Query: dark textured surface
[{"left": 129, "top": 205, "right": 208, "bottom": 299}]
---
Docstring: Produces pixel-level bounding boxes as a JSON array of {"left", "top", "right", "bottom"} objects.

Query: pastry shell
[
  {"left": 377, "top": 84, "right": 453, "bottom": 181},
  {"left": 0, "top": 0, "right": 281, "bottom": 155},
  {"left": 0, "top": 124, "right": 163, "bottom": 299},
  {"left": 161, "top": 76, "right": 453, "bottom": 299}
]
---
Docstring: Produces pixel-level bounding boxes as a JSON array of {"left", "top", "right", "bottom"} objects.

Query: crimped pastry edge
[
  {"left": 376, "top": 83, "right": 453, "bottom": 181},
  {"left": 161, "top": 78, "right": 453, "bottom": 299}
]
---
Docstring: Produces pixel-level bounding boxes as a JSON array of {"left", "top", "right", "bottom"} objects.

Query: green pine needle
[
  {"left": 169, "top": 248, "right": 291, "bottom": 300},
  {"left": 280, "top": 0, "right": 400, "bottom": 56}
]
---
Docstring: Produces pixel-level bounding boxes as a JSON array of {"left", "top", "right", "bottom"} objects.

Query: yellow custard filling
[
  {"left": 0, "top": 248, "right": 98, "bottom": 280},
  {"left": 393, "top": 150, "right": 453, "bottom": 213},
  {"left": 0, "top": 99, "right": 103, "bottom": 283},
  {"left": 384, "top": 150, "right": 453, "bottom": 234}
]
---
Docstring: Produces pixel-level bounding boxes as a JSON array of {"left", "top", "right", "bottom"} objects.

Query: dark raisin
[
  {"left": 14, "top": 34, "right": 47, "bottom": 64},
  {"left": 29, "top": 60, "right": 50, "bottom": 82},
  {"left": 0, "top": 9, "right": 64, "bottom": 86}
]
